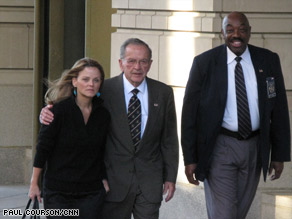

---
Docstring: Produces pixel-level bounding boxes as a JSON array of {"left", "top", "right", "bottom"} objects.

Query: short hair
[
  {"left": 222, "top": 12, "right": 250, "bottom": 34},
  {"left": 120, "top": 38, "right": 152, "bottom": 60}
]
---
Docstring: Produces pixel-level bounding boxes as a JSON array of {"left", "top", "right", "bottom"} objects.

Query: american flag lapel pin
[
  {"left": 259, "top": 69, "right": 263, "bottom": 73},
  {"left": 154, "top": 103, "right": 158, "bottom": 107}
]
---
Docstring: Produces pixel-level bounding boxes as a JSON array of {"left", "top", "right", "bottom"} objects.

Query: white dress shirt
[
  {"left": 123, "top": 74, "right": 148, "bottom": 137},
  {"left": 222, "top": 46, "right": 260, "bottom": 131}
]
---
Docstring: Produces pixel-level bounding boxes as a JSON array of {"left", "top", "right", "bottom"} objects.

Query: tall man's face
[
  {"left": 222, "top": 12, "right": 251, "bottom": 56},
  {"left": 119, "top": 44, "right": 152, "bottom": 87}
]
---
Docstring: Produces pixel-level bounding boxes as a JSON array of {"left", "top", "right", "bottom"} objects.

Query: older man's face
[{"left": 119, "top": 44, "right": 152, "bottom": 87}]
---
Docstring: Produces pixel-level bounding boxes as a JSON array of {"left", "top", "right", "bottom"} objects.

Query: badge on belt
[{"left": 266, "top": 77, "right": 276, "bottom": 98}]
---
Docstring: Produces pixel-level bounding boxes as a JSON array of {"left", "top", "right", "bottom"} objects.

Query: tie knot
[
  {"left": 235, "top": 56, "right": 242, "bottom": 63},
  {"left": 132, "top": 88, "right": 139, "bottom": 96}
]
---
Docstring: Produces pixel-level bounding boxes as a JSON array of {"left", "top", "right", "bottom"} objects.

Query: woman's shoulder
[
  {"left": 51, "top": 96, "right": 74, "bottom": 113},
  {"left": 91, "top": 97, "right": 110, "bottom": 120},
  {"left": 100, "top": 105, "right": 110, "bottom": 119},
  {"left": 96, "top": 101, "right": 111, "bottom": 116}
]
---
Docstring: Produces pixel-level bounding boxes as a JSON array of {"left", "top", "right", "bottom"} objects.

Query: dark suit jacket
[
  {"left": 181, "top": 44, "right": 291, "bottom": 181},
  {"left": 102, "top": 74, "right": 179, "bottom": 203}
]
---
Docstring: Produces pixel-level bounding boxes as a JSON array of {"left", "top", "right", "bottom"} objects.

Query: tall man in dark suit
[
  {"left": 181, "top": 12, "right": 290, "bottom": 219},
  {"left": 40, "top": 38, "right": 179, "bottom": 219}
]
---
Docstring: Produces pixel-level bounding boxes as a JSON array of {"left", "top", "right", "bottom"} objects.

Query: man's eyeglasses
[{"left": 124, "top": 59, "right": 151, "bottom": 67}]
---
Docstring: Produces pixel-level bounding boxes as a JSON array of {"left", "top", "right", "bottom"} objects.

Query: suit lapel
[
  {"left": 137, "top": 78, "right": 160, "bottom": 151},
  {"left": 215, "top": 45, "right": 228, "bottom": 106},
  {"left": 109, "top": 74, "right": 134, "bottom": 151},
  {"left": 249, "top": 45, "right": 266, "bottom": 125}
]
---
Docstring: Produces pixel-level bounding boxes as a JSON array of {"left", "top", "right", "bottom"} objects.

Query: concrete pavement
[
  {"left": 0, "top": 185, "right": 45, "bottom": 219},
  {"left": 1, "top": 184, "right": 292, "bottom": 219},
  {"left": 0, "top": 183, "right": 206, "bottom": 219}
]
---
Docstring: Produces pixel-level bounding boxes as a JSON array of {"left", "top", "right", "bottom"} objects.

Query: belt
[{"left": 220, "top": 127, "right": 260, "bottom": 140}]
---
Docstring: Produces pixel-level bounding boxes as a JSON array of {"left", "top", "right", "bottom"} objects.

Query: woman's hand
[
  {"left": 29, "top": 183, "right": 42, "bottom": 203},
  {"left": 29, "top": 167, "right": 43, "bottom": 203}
]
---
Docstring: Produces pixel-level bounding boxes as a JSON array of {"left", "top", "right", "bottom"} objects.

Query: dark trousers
[
  {"left": 44, "top": 187, "right": 106, "bottom": 219},
  {"left": 102, "top": 175, "right": 161, "bottom": 219},
  {"left": 204, "top": 134, "right": 261, "bottom": 219}
]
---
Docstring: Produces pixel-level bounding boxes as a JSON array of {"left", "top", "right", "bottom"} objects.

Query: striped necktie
[
  {"left": 235, "top": 56, "right": 252, "bottom": 139},
  {"left": 128, "top": 88, "right": 141, "bottom": 147}
]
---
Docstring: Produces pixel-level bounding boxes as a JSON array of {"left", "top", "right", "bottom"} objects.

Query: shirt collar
[
  {"left": 123, "top": 73, "right": 147, "bottom": 95},
  {"left": 227, "top": 46, "right": 252, "bottom": 65}
]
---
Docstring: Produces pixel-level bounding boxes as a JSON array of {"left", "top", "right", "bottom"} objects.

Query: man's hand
[
  {"left": 102, "top": 179, "right": 110, "bottom": 193},
  {"left": 40, "top": 105, "right": 54, "bottom": 125},
  {"left": 185, "top": 164, "right": 199, "bottom": 185},
  {"left": 163, "top": 181, "right": 175, "bottom": 202},
  {"left": 269, "top": 161, "right": 284, "bottom": 180}
]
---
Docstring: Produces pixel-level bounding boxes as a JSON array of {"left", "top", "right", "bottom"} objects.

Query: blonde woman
[{"left": 29, "top": 58, "right": 110, "bottom": 218}]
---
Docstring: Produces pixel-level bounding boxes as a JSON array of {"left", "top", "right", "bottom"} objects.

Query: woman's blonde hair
[{"left": 45, "top": 58, "right": 105, "bottom": 105}]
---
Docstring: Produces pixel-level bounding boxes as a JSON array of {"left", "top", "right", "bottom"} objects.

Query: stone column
[{"left": 111, "top": 1, "right": 292, "bottom": 218}]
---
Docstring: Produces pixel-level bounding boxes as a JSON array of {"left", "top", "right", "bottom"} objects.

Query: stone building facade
[
  {"left": 0, "top": 0, "right": 34, "bottom": 184},
  {"left": 0, "top": 0, "right": 291, "bottom": 218}
]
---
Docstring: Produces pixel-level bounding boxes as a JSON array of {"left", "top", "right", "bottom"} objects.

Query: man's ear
[
  {"left": 221, "top": 28, "right": 225, "bottom": 38},
  {"left": 119, "top": 59, "right": 124, "bottom": 72}
]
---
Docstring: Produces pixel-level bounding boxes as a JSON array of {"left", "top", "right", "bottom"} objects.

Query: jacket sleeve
[
  {"left": 33, "top": 107, "right": 61, "bottom": 168},
  {"left": 270, "top": 52, "right": 291, "bottom": 162},
  {"left": 181, "top": 56, "right": 205, "bottom": 165},
  {"left": 161, "top": 87, "right": 179, "bottom": 183},
  {"left": 101, "top": 110, "right": 111, "bottom": 180}
]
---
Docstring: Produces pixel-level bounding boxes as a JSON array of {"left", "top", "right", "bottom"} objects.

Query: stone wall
[{"left": 0, "top": 0, "right": 34, "bottom": 184}]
